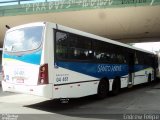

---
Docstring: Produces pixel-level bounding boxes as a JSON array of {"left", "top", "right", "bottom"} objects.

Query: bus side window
[
  {"left": 68, "top": 33, "right": 92, "bottom": 61},
  {"left": 93, "top": 40, "right": 111, "bottom": 63},
  {"left": 56, "top": 31, "right": 68, "bottom": 59}
]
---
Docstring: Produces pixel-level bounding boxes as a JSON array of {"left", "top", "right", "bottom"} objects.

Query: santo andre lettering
[{"left": 97, "top": 65, "right": 122, "bottom": 73}]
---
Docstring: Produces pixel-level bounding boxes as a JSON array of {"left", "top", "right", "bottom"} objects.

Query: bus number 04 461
[{"left": 56, "top": 77, "right": 68, "bottom": 82}]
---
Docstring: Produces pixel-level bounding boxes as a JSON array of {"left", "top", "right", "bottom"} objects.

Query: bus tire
[
  {"left": 148, "top": 73, "right": 151, "bottom": 84},
  {"left": 97, "top": 79, "right": 109, "bottom": 99},
  {"left": 111, "top": 78, "right": 120, "bottom": 95}
]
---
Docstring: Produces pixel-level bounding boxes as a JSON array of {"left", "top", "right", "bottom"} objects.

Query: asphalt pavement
[{"left": 0, "top": 81, "right": 160, "bottom": 120}]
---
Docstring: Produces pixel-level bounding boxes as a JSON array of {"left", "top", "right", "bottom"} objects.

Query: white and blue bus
[{"left": 2, "top": 22, "right": 157, "bottom": 99}]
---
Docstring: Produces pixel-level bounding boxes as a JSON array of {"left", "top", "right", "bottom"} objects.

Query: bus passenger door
[{"left": 128, "top": 53, "right": 135, "bottom": 87}]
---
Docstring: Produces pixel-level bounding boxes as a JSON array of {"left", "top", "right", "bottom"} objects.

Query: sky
[{"left": 133, "top": 42, "right": 160, "bottom": 53}]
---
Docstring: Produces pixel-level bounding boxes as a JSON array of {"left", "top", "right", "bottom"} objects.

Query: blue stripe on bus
[
  {"left": 56, "top": 61, "right": 149, "bottom": 79},
  {"left": 3, "top": 50, "right": 42, "bottom": 65}
]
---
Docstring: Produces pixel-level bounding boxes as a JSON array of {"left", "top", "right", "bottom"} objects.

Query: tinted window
[
  {"left": 56, "top": 31, "right": 68, "bottom": 59},
  {"left": 56, "top": 31, "right": 93, "bottom": 60},
  {"left": 68, "top": 34, "right": 92, "bottom": 60},
  {"left": 93, "top": 41, "right": 126, "bottom": 63},
  {"left": 55, "top": 30, "right": 127, "bottom": 64}
]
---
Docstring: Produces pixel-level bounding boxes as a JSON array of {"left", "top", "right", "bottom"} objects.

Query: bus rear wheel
[
  {"left": 111, "top": 78, "right": 120, "bottom": 95},
  {"left": 147, "top": 73, "right": 152, "bottom": 84},
  {"left": 97, "top": 79, "right": 109, "bottom": 99}
]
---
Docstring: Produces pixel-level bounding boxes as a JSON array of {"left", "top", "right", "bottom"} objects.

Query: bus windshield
[{"left": 4, "top": 26, "right": 44, "bottom": 52}]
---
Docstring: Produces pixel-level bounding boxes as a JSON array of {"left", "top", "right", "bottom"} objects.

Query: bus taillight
[{"left": 38, "top": 64, "right": 48, "bottom": 85}]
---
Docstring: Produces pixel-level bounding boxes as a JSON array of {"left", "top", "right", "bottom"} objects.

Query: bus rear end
[{"left": 2, "top": 23, "right": 52, "bottom": 99}]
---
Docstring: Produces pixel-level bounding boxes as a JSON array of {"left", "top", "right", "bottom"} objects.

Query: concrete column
[{"left": 18, "top": 0, "right": 20, "bottom": 5}]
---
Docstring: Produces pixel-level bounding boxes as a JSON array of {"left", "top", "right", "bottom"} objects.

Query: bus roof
[{"left": 6, "top": 22, "right": 154, "bottom": 55}]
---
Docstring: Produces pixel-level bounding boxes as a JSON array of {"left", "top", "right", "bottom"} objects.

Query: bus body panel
[
  {"left": 53, "top": 66, "right": 99, "bottom": 98},
  {"left": 133, "top": 67, "right": 153, "bottom": 85},
  {"left": 42, "top": 23, "right": 55, "bottom": 84},
  {"left": 2, "top": 22, "right": 55, "bottom": 99},
  {"left": 2, "top": 50, "right": 41, "bottom": 85},
  {"left": 52, "top": 61, "right": 154, "bottom": 98},
  {"left": 2, "top": 81, "right": 53, "bottom": 98}
]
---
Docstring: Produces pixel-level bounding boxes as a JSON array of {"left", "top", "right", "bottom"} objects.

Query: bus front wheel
[{"left": 97, "top": 79, "right": 109, "bottom": 99}]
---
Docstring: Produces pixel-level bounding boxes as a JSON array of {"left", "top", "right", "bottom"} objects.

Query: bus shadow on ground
[
  {"left": 26, "top": 95, "right": 98, "bottom": 112},
  {"left": 25, "top": 80, "right": 160, "bottom": 120},
  {"left": 25, "top": 95, "right": 120, "bottom": 119}
]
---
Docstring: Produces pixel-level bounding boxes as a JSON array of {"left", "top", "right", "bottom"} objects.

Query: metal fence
[{"left": 0, "top": 0, "right": 52, "bottom": 6}]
